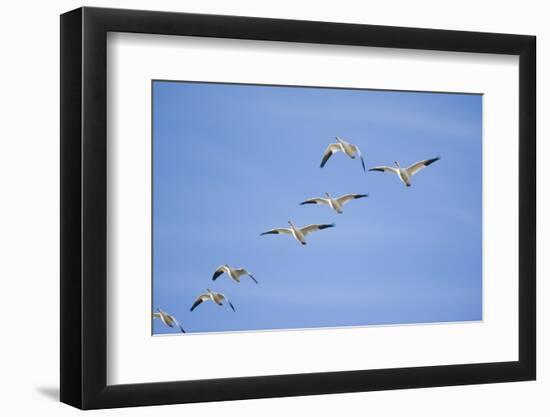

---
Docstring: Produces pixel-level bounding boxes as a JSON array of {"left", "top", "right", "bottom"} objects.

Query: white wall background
[{"left": 0, "top": 0, "right": 544, "bottom": 415}]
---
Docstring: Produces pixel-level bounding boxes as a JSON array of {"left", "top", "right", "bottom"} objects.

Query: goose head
[
  {"left": 394, "top": 161, "right": 401, "bottom": 168},
  {"left": 325, "top": 192, "right": 331, "bottom": 198}
]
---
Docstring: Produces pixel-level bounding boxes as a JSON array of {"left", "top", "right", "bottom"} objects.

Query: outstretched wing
[
  {"left": 300, "top": 223, "right": 335, "bottom": 236},
  {"left": 217, "top": 293, "right": 236, "bottom": 312},
  {"left": 235, "top": 268, "right": 258, "bottom": 284},
  {"left": 212, "top": 265, "right": 228, "bottom": 281},
  {"left": 320, "top": 143, "right": 341, "bottom": 168},
  {"left": 168, "top": 315, "right": 185, "bottom": 333},
  {"left": 260, "top": 228, "right": 292, "bottom": 236},
  {"left": 336, "top": 193, "right": 369, "bottom": 205},
  {"left": 369, "top": 166, "right": 398, "bottom": 174},
  {"left": 190, "top": 298, "right": 202, "bottom": 312},
  {"left": 349, "top": 144, "right": 365, "bottom": 171},
  {"left": 406, "top": 156, "right": 441, "bottom": 176},
  {"left": 299, "top": 197, "right": 329, "bottom": 206},
  {"left": 190, "top": 294, "right": 209, "bottom": 312},
  {"left": 154, "top": 311, "right": 184, "bottom": 333}
]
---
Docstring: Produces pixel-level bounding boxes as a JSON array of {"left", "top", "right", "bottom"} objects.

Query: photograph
[{"left": 152, "top": 80, "right": 483, "bottom": 335}]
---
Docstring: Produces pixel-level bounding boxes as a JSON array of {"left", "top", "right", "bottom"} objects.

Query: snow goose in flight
[
  {"left": 153, "top": 308, "right": 185, "bottom": 333},
  {"left": 213, "top": 264, "right": 258, "bottom": 284},
  {"left": 300, "top": 193, "right": 368, "bottom": 214},
  {"left": 369, "top": 156, "right": 440, "bottom": 187},
  {"left": 320, "top": 137, "right": 365, "bottom": 171},
  {"left": 190, "top": 289, "right": 235, "bottom": 312},
  {"left": 260, "top": 221, "right": 335, "bottom": 245}
]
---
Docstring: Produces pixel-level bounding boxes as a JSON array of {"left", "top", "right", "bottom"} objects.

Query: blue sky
[{"left": 152, "top": 81, "right": 482, "bottom": 335}]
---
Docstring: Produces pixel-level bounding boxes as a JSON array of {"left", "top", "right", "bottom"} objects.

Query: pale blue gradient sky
[{"left": 152, "top": 81, "right": 482, "bottom": 335}]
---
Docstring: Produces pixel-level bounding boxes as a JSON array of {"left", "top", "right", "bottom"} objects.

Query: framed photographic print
[{"left": 60, "top": 6, "right": 536, "bottom": 410}]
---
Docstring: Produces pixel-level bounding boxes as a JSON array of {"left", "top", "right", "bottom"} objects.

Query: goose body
[
  {"left": 153, "top": 308, "right": 185, "bottom": 333},
  {"left": 213, "top": 264, "right": 258, "bottom": 284},
  {"left": 260, "top": 221, "right": 334, "bottom": 245},
  {"left": 190, "top": 289, "right": 235, "bottom": 312},
  {"left": 300, "top": 193, "right": 368, "bottom": 214},
  {"left": 320, "top": 137, "right": 365, "bottom": 171},
  {"left": 369, "top": 156, "right": 440, "bottom": 187}
]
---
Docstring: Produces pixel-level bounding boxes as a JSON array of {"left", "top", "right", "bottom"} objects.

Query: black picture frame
[{"left": 60, "top": 6, "right": 536, "bottom": 410}]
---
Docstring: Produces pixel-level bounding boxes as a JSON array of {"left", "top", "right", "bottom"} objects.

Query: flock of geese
[{"left": 153, "top": 136, "right": 440, "bottom": 334}]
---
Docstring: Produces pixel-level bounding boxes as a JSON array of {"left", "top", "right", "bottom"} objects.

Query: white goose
[
  {"left": 369, "top": 156, "right": 440, "bottom": 187},
  {"left": 190, "top": 289, "right": 235, "bottom": 312},
  {"left": 260, "top": 221, "right": 334, "bottom": 245},
  {"left": 213, "top": 264, "right": 258, "bottom": 284},
  {"left": 153, "top": 308, "right": 185, "bottom": 333},
  {"left": 320, "top": 137, "right": 365, "bottom": 171},
  {"left": 300, "top": 193, "right": 368, "bottom": 214}
]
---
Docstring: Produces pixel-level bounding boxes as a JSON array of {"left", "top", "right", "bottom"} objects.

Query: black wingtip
[
  {"left": 320, "top": 152, "right": 332, "bottom": 168},
  {"left": 425, "top": 156, "right": 441, "bottom": 166},
  {"left": 261, "top": 230, "right": 281, "bottom": 236}
]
